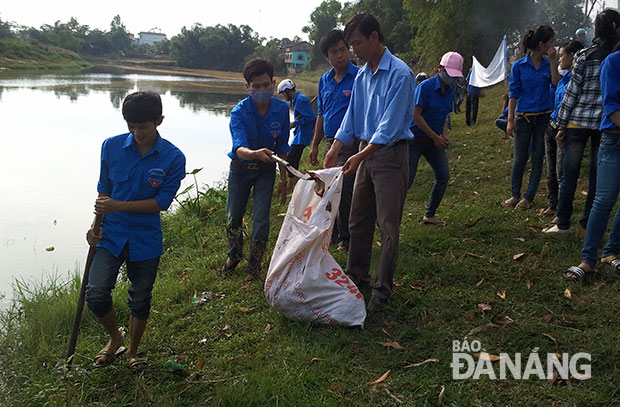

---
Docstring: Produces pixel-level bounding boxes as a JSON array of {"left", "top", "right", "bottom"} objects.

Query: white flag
[{"left": 469, "top": 36, "right": 507, "bottom": 88}]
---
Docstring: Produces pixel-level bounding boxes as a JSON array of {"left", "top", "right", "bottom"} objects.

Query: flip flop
[
  {"left": 501, "top": 197, "right": 519, "bottom": 208},
  {"left": 92, "top": 346, "right": 127, "bottom": 369},
  {"left": 128, "top": 356, "right": 148, "bottom": 371}
]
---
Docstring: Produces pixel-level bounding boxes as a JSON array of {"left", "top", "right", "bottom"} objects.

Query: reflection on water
[{"left": 0, "top": 69, "right": 249, "bottom": 308}]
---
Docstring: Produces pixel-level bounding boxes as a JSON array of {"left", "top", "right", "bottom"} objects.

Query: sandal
[
  {"left": 515, "top": 199, "right": 532, "bottom": 211},
  {"left": 501, "top": 197, "right": 519, "bottom": 208},
  {"left": 128, "top": 356, "right": 148, "bottom": 371},
  {"left": 220, "top": 258, "right": 240, "bottom": 275},
  {"left": 92, "top": 346, "right": 127, "bottom": 369},
  {"left": 602, "top": 258, "right": 620, "bottom": 272},
  {"left": 542, "top": 207, "right": 557, "bottom": 216},
  {"left": 564, "top": 265, "right": 594, "bottom": 282}
]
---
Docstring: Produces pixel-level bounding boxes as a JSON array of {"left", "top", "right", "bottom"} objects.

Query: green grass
[
  {"left": 0, "top": 39, "right": 91, "bottom": 71},
  {"left": 1, "top": 85, "right": 619, "bottom": 406}
]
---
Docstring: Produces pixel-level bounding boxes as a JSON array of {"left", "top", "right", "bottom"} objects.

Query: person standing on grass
[
  {"left": 277, "top": 78, "right": 316, "bottom": 193},
  {"left": 85, "top": 91, "right": 186, "bottom": 370},
  {"left": 540, "top": 40, "right": 584, "bottom": 219},
  {"left": 221, "top": 59, "right": 290, "bottom": 282},
  {"left": 544, "top": 10, "right": 620, "bottom": 236},
  {"left": 465, "top": 68, "right": 481, "bottom": 126},
  {"left": 309, "top": 29, "right": 359, "bottom": 252},
  {"left": 501, "top": 25, "right": 560, "bottom": 211},
  {"left": 408, "top": 51, "right": 464, "bottom": 227},
  {"left": 564, "top": 40, "right": 620, "bottom": 281},
  {"left": 324, "top": 13, "right": 415, "bottom": 311}
]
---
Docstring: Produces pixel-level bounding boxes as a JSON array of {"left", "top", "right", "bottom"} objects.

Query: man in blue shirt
[
  {"left": 309, "top": 29, "right": 359, "bottom": 251},
  {"left": 324, "top": 13, "right": 415, "bottom": 311},
  {"left": 277, "top": 78, "right": 316, "bottom": 192},
  {"left": 223, "top": 59, "right": 290, "bottom": 282},
  {"left": 465, "top": 69, "right": 481, "bottom": 126},
  {"left": 86, "top": 91, "right": 186, "bottom": 369}
]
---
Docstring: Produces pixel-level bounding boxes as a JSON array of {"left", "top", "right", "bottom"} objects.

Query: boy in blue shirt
[
  {"left": 277, "top": 78, "right": 316, "bottom": 192},
  {"left": 85, "top": 91, "right": 186, "bottom": 369},
  {"left": 222, "top": 59, "right": 290, "bottom": 281},
  {"left": 309, "top": 29, "right": 359, "bottom": 251}
]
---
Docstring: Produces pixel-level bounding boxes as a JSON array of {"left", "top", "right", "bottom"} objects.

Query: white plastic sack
[{"left": 264, "top": 167, "right": 367, "bottom": 327}]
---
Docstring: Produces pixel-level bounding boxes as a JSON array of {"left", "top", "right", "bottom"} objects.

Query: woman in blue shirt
[
  {"left": 542, "top": 40, "right": 584, "bottom": 218},
  {"left": 502, "top": 26, "right": 560, "bottom": 210},
  {"left": 565, "top": 43, "right": 620, "bottom": 281},
  {"left": 409, "top": 51, "right": 464, "bottom": 226}
]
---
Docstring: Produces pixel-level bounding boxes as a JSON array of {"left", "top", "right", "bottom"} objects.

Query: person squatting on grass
[
  {"left": 544, "top": 10, "right": 620, "bottom": 236},
  {"left": 502, "top": 25, "right": 560, "bottom": 211},
  {"left": 565, "top": 38, "right": 620, "bottom": 282},
  {"left": 324, "top": 13, "right": 415, "bottom": 312},
  {"left": 221, "top": 59, "right": 290, "bottom": 282},
  {"left": 309, "top": 29, "right": 360, "bottom": 252},
  {"left": 85, "top": 91, "right": 186, "bottom": 370},
  {"left": 408, "top": 51, "right": 464, "bottom": 227},
  {"left": 540, "top": 40, "right": 584, "bottom": 219},
  {"left": 277, "top": 78, "right": 316, "bottom": 193}
]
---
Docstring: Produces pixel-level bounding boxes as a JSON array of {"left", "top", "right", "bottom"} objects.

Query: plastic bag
[{"left": 264, "top": 167, "right": 366, "bottom": 327}]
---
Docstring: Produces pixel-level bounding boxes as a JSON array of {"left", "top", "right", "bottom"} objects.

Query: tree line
[{"left": 0, "top": 0, "right": 603, "bottom": 73}]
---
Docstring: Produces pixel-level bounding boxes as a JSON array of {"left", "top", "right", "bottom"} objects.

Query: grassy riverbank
[
  {"left": 1, "top": 85, "right": 619, "bottom": 406},
  {"left": 0, "top": 39, "right": 91, "bottom": 71}
]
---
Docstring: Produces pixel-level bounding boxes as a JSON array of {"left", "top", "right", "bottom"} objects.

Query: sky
[{"left": 1, "top": 0, "right": 342, "bottom": 41}]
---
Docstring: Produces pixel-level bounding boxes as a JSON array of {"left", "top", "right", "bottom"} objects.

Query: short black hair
[
  {"left": 344, "top": 13, "right": 384, "bottom": 43},
  {"left": 242, "top": 58, "right": 274, "bottom": 84},
  {"left": 122, "top": 91, "right": 162, "bottom": 123},
  {"left": 320, "top": 29, "right": 348, "bottom": 57},
  {"left": 560, "top": 40, "right": 584, "bottom": 55}
]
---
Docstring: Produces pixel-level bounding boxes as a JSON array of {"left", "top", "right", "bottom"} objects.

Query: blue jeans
[
  {"left": 408, "top": 140, "right": 449, "bottom": 218},
  {"left": 510, "top": 114, "right": 548, "bottom": 202},
  {"left": 581, "top": 133, "right": 620, "bottom": 268},
  {"left": 556, "top": 128, "right": 600, "bottom": 230},
  {"left": 86, "top": 245, "right": 159, "bottom": 320},
  {"left": 226, "top": 162, "right": 276, "bottom": 274}
]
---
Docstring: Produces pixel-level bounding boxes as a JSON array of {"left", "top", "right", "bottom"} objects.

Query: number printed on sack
[{"left": 325, "top": 268, "right": 363, "bottom": 299}]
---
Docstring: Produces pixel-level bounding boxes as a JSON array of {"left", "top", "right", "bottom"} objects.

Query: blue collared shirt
[
  {"left": 290, "top": 92, "right": 316, "bottom": 146},
  {"left": 411, "top": 74, "right": 453, "bottom": 139},
  {"left": 551, "top": 73, "right": 571, "bottom": 123},
  {"left": 600, "top": 50, "right": 620, "bottom": 132},
  {"left": 228, "top": 96, "right": 291, "bottom": 161},
  {"left": 466, "top": 71, "right": 481, "bottom": 96},
  {"left": 97, "top": 133, "right": 186, "bottom": 261},
  {"left": 317, "top": 62, "right": 359, "bottom": 138},
  {"left": 509, "top": 54, "right": 553, "bottom": 113},
  {"left": 335, "top": 48, "right": 415, "bottom": 146}
]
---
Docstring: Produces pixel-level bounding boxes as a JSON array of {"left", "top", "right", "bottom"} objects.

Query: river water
[{"left": 0, "top": 68, "right": 260, "bottom": 308}]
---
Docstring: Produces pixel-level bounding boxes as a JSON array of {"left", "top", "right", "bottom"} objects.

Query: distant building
[
  {"left": 282, "top": 41, "right": 310, "bottom": 74},
  {"left": 137, "top": 32, "right": 167, "bottom": 46}
]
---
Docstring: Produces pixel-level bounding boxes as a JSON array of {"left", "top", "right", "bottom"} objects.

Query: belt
[
  {"left": 518, "top": 110, "right": 552, "bottom": 123},
  {"left": 230, "top": 160, "right": 275, "bottom": 170},
  {"left": 567, "top": 123, "right": 586, "bottom": 129},
  {"left": 360, "top": 139, "right": 408, "bottom": 148}
]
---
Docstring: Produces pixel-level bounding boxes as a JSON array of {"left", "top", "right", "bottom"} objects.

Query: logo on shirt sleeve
[{"left": 147, "top": 168, "right": 166, "bottom": 187}]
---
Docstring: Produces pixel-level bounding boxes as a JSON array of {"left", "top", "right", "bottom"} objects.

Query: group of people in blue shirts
[
  {"left": 80, "top": 10, "right": 620, "bottom": 370},
  {"left": 498, "top": 9, "right": 620, "bottom": 283}
]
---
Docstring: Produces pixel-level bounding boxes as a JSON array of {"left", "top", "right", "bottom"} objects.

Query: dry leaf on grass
[
  {"left": 379, "top": 341, "right": 404, "bottom": 350},
  {"left": 238, "top": 307, "right": 252, "bottom": 312},
  {"left": 497, "top": 290, "right": 507, "bottom": 300},
  {"left": 544, "top": 313, "right": 554, "bottom": 323},
  {"left": 404, "top": 358, "right": 439, "bottom": 368},
  {"left": 463, "top": 309, "right": 475, "bottom": 321},
  {"left": 264, "top": 323, "right": 271, "bottom": 332},
  {"left": 410, "top": 280, "right": 427, "bottom": 291},
  {"left": 543, "top": 333, "right": 558, "bottom": 345},
  {"left": 513, "top": 253, "right": 525, "bottom": 260},
  {"left": 376, "top": 241, "right": 382, "bottom": 247},
  {"left": 477, "top": 303, "right": 492, "bottom": 312},
  {"left": 467, "top": 323, "right": 500, "bottom": 336},
  {"left": 310, "top": 357, "right": 328, "bottom": 363},
  {"left": 438, "top": 385, "right": 445, "bottom": 405},
  {"left": 381, "top": 327, "right": 393, "bottom": 338},
  {"left": 474, "top": 352, "right": 504, "bottom": 362},
  {"left": 526, "top": 280, "right": 532, "bottom": 290},
  {"left": 220, "top": 325, "right": 230, "bottom": 331},
  {"left": 564, "top": 288, "right": 573, "bottom": 300},
  {"left": 368, "top": 370, "right": 390, "bottom": 385},
  {"left": 474, "top": 279, "right": 484, "bottom": 287},
  {"left": 493, "top": 314, "right": 515, "bottom": 327},
  {"left": 384, "top": 388, "right": 404, "bottom": 404}
]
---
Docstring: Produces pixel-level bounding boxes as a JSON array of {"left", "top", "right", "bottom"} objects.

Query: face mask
[
  {"left": 439, "top": 70, "right": 455, "bottom": 86},
  {"left": 558, "top": 67, "right": 569, "bottom": 76},
  {"left": 250, "top": 88, "right": 274, "bottom": 105}
]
